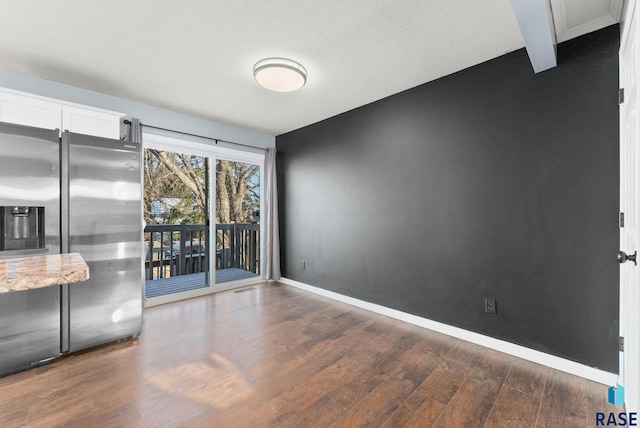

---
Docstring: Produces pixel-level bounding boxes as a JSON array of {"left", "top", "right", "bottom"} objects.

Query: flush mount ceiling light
[{"left": 253, "top": 58, "right": 307, "bottom": 92}]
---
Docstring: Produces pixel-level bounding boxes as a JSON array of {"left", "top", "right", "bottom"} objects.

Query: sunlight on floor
[{"left": 147, "top": 353, "right": 253, "bottom": 409}]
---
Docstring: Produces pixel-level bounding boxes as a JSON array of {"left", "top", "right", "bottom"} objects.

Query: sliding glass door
[{"left": 142, "top": 134, "right": 264, "bottom": 305}]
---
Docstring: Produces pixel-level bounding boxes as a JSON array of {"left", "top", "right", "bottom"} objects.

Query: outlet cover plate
[{"left": 484, "top": 298, "right": 497, "bottom": 314}]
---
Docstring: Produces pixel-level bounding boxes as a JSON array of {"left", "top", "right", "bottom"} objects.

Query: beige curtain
[{"left": 263, "top": 147, "right": 281, "bottom": 280}]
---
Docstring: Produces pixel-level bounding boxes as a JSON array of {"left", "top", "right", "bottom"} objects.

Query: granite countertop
[{"left": 0, "top": 253, "right": 89, "bottom": 293}]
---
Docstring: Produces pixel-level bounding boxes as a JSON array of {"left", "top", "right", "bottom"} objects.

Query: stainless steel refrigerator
[{"left": 0, "top": 122, "right": 143, "bottom": 375}]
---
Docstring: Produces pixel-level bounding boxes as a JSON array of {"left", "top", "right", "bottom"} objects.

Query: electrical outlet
[
  {"left": 301, "top": 260, "right": 305, "bottom": 270},
  {"left": 484, "top": 298, "right": 497, "bottom": 314}
]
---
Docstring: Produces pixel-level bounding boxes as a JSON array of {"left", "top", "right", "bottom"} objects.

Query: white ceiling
[{"left": 0, "top": 0, "right": 622, "bottom": 136}]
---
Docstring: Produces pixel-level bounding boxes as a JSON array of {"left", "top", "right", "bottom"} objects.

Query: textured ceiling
[{"left": 0, "top": 0, "right": 621, "bottom": 136}]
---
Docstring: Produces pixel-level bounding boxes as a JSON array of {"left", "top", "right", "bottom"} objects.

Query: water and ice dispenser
[{"left": 0, "top": 206, "right": 45, "bottom": 251}]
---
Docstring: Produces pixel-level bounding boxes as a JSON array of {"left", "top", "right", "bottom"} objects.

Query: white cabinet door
[
  {"left": 0, "top": 87, "right": 124, "bottom": 139},
  {"left": 62, "top": 105, "right": 122, "bottom": 140},
  {"left": 0, "top": 91, "right": 61, "bottom": 130}
]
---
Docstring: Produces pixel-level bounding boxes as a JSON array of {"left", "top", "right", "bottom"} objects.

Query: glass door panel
[
  {"left": 215, "top": 159, "right": 260, "bottom": 284},
  {"left": 143, "top": 148, "right": 210, "bottom": 299}
]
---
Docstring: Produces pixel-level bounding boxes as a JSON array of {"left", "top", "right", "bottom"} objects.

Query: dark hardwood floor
[{"left": 0, "top": 283, "right": 618, "bottom": 427}]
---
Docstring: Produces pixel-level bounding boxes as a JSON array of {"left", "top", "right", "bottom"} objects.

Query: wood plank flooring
[{"left": 0, "top": 282, "right": 620, "bottom": 427}]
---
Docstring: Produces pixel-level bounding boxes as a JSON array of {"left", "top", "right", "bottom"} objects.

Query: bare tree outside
[
  {"left": 216, "top": 160, "right": 260, "bottom": 224},
  {"left": 144, "top": 149, "right": 209, "bottom": 224},
  {"left": 143, "top": 150, "right": 260, "bottom": 226}
]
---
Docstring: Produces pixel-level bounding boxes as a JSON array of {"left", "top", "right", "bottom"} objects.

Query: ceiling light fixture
[{"left": 253, "top": 58, "right": 307, "bottom": 92}]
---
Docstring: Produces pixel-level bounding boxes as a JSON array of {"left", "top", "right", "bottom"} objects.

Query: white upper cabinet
[
  {"left": 62, "top": 105, "right": 122, "bottom": 139},
  {"left": 0, "top": 87, "right": 124, "bottom": 139},
  {"left": 0, "top": 90, "right": 61, "bottom": 130}
]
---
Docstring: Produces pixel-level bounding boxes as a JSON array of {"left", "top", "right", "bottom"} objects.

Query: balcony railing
[{"left": 144, "top": 222, "right": 260, "bottom": 281}]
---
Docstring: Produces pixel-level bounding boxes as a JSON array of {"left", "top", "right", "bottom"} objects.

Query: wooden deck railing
[{"left": 144, "top": 222, "right": 260, "bottom": 280}]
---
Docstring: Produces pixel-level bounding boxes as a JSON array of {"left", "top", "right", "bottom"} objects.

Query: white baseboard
[{"left": 279, "top": 277, "right": 618, "bottom": 386}]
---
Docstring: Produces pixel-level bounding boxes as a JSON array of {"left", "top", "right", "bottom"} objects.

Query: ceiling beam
[{"left": 510, "top": 0, "right": 557, "bottom": 73}]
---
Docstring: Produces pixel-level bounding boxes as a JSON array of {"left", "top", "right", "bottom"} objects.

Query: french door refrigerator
[{"left": 0, "top": 122, "right": 143, "bottom": 375}]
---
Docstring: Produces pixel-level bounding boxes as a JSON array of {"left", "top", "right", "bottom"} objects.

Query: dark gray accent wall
[{"left": 276, "top": 25, "right": 620, "bottom": 373}]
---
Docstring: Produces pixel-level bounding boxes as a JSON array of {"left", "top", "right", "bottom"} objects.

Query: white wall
[{"left": 0, "top": 68, "right": 274, "bottom": 151}]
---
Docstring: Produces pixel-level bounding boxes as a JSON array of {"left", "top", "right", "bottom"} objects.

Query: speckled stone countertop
[{"left": 0, "top": 253, "right": 89, "bottom": 293}]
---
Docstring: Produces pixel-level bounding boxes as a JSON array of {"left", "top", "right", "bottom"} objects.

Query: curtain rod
[{"left": 123, "top": 119, "right": 267, "bottom": 151}]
